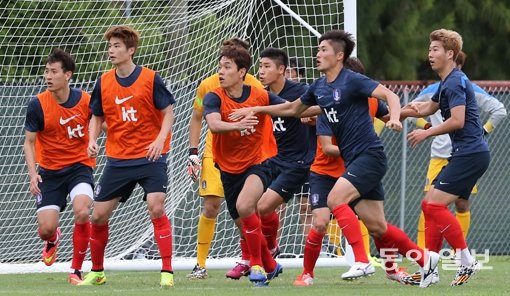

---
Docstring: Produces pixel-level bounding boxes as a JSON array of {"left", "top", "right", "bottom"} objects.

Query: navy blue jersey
[
  {"left": 301, "top": 68, "right": 381, "bottom": 165},
  {"left": 432, "top": 68, "right": 489, "bottom": 156},
  {"left": 271, "top": 80, "right": 315, "bottom": 166},
  {"left": 90, "top": 65, "right": 174, "bottom": 116},
  {"left": 25, "top": 87, "right": 84, "bottom": 132}
]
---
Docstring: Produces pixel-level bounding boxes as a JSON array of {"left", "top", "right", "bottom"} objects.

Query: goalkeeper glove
[{"left": 187, "top": 148, "right": 201, "bottom": 182}]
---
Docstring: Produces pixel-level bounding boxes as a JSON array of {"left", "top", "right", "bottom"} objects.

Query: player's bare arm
[
  {"left": 371, "top": 84, "right": 402, "bottom": 131},
  {"left": 188, "top": 108, "right": 203, "bottom": 150},
  {"left": 147, "top": 105, "right": 174, "bottom": 161},
  {"left": 87, "top": 114, "right": 104, "bottom": 158},
  {"left": 229, "top": 99, "right": 318, "bottom": 121},
  {"left": 23, "top": 131, "right": 42, "bottom": 195},
  {"left": 404, "top": 100, "right": 439, "bottom": 117},
  {"left": 205, "top": 112, "right": 259, "bottom": 133},
  {"left": 319, "top": 135, "right": 340, "bottom": 157}
]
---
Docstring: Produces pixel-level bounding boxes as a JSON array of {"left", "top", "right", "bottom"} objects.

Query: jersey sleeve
[
  {"left": 444, "top": 77, "right": 467, "bottom": 109},
  {"left": 203, "top": 92, "right": 221, "bottom": 117},
  {"left": 316, "top": 114, "right": 333, "bottom": 136},
  {"left": 351, "top": 72, "right": 379, "bottom": 98},
  {"left": 375, "top": 100, "right": 389, "bottom": 118},
  {"left": 300, "top": 81, "right": 317, "bottom": 106},
  {"left": 153, "top": 74, "right": 175, "bottom": 110},
  {"left": 24, "top": 97, "right": 44, "bottom": 132},
  {"left": 90, "top": 77, "right": 104, "bottom": 116},
  {"left": 268, "top": 92, "right": 286, "bottom": 105}
]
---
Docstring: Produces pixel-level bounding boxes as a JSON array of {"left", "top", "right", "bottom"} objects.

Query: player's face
[
  {"left": 218, "top": 56, "right": 244, "bottom": 89},
  {"left": 258, "top": 57, "right": 284, "bottom": 86},
  {"left": 285, "top": 67, "right": 300, "bottom": 82},
  {"left": 108, "top": 37, "right": 135, "bottom": 66},
  {"left": 428, "top": 41, "right": 452, "bottom": 73},
  {"left": 44, "top": 62, "right": 71, "bottom": 92},
  {"left": 316, "top": 40, "right": 342, "bottom": 72}
]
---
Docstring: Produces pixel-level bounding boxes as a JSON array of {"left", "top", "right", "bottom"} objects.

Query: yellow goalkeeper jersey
[{"left": 193, "top": 73, "right": 264, "bottom": 158}]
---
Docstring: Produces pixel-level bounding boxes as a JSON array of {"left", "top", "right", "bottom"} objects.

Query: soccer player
[
  {"left": 256, "top": 48, "right": 314, "bottom": 257},
  {"left": 187, "top": 38, "right": 265, "bottom": 280},
  {"left": 203, "top": 45, "right": 284, "bottom": 286},
  {"left": 285, "top": 57, "right": 305, "bottom": 83},
  {"left": 23, "top": 48, "right": 94, "bottom": 285},
  {"left": 412, "top": 51, "right": 506, "bottom": 250},
  {"left": 405, "top": 29, "right": 491, "bottom": 286},
  {"left": 230, "top": 30, "right": 439, "bottom": 288},
  {"left": 79, "top": 26, "right": 175, "bottom": 287}
]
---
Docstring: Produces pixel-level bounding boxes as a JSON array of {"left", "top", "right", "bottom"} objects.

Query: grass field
[{"left": 2, "top": 257, "right": 509, "bottom": 295}]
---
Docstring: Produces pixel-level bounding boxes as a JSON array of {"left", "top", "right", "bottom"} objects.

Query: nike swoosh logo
[
  {"left": 59, "top": 114, "right": 79, "bottom": 125},
  {"left": 347, "top": 172, "right": 358, "bottom": 178},
  {"left": 317, "top": 96, "right": 324, "bottom": 100},
  {"left": 281, "top": 188, "right": 289, "bottom": 193},
  {"left": 439, "top": 181, "right": 449, "bottom": 185},
  {"left": 78, "top": 250, "right": 87, "bottom": 255},
  {"left": 115, "top": 95, "right": 134, "bottom": 104},
  {"left": 159, "top": 234, "right": 172, "bottom": 239},
  {"left": 245, "top": 228, "right": 259, "bottom": 234}
]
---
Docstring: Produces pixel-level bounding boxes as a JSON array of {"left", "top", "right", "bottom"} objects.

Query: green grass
[{"left": 2, "top": 257, "right": 510, "bottom": 296}]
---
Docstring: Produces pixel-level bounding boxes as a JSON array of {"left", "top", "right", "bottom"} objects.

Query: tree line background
[{"left": 0, "top": 0, "right": 508, "bottom": 82}]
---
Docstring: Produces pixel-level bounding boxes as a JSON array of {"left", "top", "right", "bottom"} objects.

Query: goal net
[{"left": 0, "top": 0, "right": 349, "bottom": 273}]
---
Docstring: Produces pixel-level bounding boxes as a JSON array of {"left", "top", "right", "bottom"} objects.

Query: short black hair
[
  {"left": 319, "top": 30, "right": 355, "bottom": 62},
  {"left": 288, "top": 57, "right": 305, "bottom": 76},
  {"left": 46, "top": 48, "right": 76, "bottom": 73},
  {"left": 259, "top": 47, "right": 288, "bottom": 69},
  {"left": 220, "top": 45, "right": 251, "bottom": 75}
]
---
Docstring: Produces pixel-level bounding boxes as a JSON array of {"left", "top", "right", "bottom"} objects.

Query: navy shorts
[
  {"left": 309, "top": 172, "right": 337, "bottom": 210},
  {"left": 219, "top": 162, "right": 272, "bottom": 220},
  {"left": 342, "top": 148, "right": 386, "bottom": 206},
  {"left": 36, "top": 163, "right": 94, "bottom": 212},
  {"left": 433, "top": 151, "right": 490, "bottom": 200},
  {"left": 267, "top": 158, "right": 310, "bottom": 202},
  {"left": 95, "top": 162, "right": 168, "bottom": 202}
]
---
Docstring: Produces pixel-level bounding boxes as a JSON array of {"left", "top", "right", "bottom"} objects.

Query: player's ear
[{"left": 239, "top": 67, "right": 247, "bottom": 79}]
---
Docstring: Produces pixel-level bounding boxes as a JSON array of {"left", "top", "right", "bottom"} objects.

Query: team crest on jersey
[
  {"left": 35, "top": 193, "right": 42, "bottom": 205},
  {"left": 202, "top": 180, "right": 207, "bottom": 189},
  {"left": 94, "top": 184, "right": 101, "bottom": 197},
  {"left": 311, "top": 193, "right": 319, "bottom": 206},
  {"left": 333, "top": 89, "right": 341, "bottom": 103}
]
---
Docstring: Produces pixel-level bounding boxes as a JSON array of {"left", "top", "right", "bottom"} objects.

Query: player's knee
[
  {"left": 455, "top": 199, "right": 469, "bottom": 212},
  {"left": 236, "top": 203, "right": 254, "bottom": 218},
  {"left": 366, "top": 222, "right": 387, "bottom": 239},
  {"left": 312, "top": 222, "right": 328, "bottom": 234},
  {"left": 73, "top": 208, "right": 90, "bottom": 224},
  {"left": 90, "top": 212, "right": 108, "bottom": 225},
  {"left": 38, "top": 227, "right": 56, "bottom": 240},
  {"left": 203, "top": 199, "right": 221, "bottom": 218}
]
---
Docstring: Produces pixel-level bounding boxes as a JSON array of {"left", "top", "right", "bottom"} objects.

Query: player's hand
[
  {"left": 403, "top": 102, "right": 424, "bottom": 115},
  {"left": 407, "top": 129, "right": 430, "bottom": 148},
  {"left": 229, "top": 107, "right": 255, "bottom": 121},
  {"left": 386, "top": 119, "right": 402, "bottom": 132},
  {"left": 88, "top": 141, "right": 99, "bottom": 158},
  {"left": 301, "top": 116, "right": 317, "bottom": 126},
  {"left": 187, "top": 153, "right": 201, "bottom": 182},
  {"left": 147, "top": 137, "right": 165, "bottom": 161},
  {"left": 29, "top": 174, "right": 42, "bottom": 196},
  {"left": 236, "top": 113, "right": 259, "bottom": 131}
]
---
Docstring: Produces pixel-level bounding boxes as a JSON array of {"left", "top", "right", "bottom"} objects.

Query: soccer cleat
[
  {"left": 341, "top": 262, "right": 375, "bottom": 280},
  {"left": 409, "top": 268, "right": 439, "bottom": 286},
  {"left": 419, "top": 251, "right": 440, "bottom": 288},
  {"left": 226, "top": 262, "right": 251, "bottom": 280},
  {"left": 293, "top": 273, "right": 314, "bottom": 286},
  {"left": 42, "top": 228, "right": 61, "bottom": 266},
  {"left": 186, "top": 264, "right": 208, "bottom": 279},
  {"left": 450, "top": 260, "right": 480, "bottom": 286},
  {"left": 68, "top": 271, "right": 83, "bottom": 285},
  {"left": 78, "top": 271, "right": 106, "bottom": 286},
  {"left": 386, "top": 267, "right": 417, "bottom": 285},
  {"left": 270, "top": 246, "right": 281, "bottom": 258},
  {"left": 266, "top": 263, "right": 283, "bottom": 281},
  {"left": 160, "top": 272, "right": 174, "bottom": 288},
  {"left": 248, "top": 265, "right": 267, "bottom": 282}
]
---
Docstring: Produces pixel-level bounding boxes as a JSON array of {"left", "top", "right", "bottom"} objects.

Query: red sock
[
  {"left": 71, "top": 221, "right": 90, "bottom": 270},
  {"left": 379, "top": 223, "right": 425, "bottom": 267},
  {"left": 374, "top": 237, "right": 399, "bottom": 273},
  {"left": 38, "top": 228, "right": 58, "bottom": 242},
  {"left": 303, "top": 228, "right": 324, "bottom": 277},
  {"left": 260, "top": 211, "right": 279, "bottom": 251},
  {"left": 241, "top": 213, "right": 263, "bottom": 266},
  {"left": 152, "top": 215, "right": 173, "bottom": 272},
  {"left": 427, "top": 203, "right": 467, "bottom": 250},
  {"left": 331, "top": 204, "right": 368, "bottom": 263},
  {"left": 90, "top": 223, "right": 108, "bottom": 271},
  {"left": 259, "top": 230, "right": 277, "bottom": 273},
  {"left": 422, "top": 200, "right": 443, "bottom": 252},
  {"left": 240, "top": 237, "right": 251, "bottom": 261}
]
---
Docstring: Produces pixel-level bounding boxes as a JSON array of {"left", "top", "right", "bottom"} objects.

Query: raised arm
[
  {"left": 371, "top": 84, "right": 402, "bottom": 131},
  {"left": 205, "top": 112, "right": 259, "bottom": 133}
]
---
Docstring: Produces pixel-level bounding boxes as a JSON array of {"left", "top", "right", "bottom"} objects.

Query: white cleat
[
  {"left": 341, "top": 262, "right": 375, "bottom": 280},
  {"left": 420, "top": 251, "right": 440, "bottom": 288}
]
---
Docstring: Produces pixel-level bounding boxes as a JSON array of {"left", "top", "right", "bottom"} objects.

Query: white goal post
[{"left": 0, "top": 0, "right": 353, "bottom": 273}]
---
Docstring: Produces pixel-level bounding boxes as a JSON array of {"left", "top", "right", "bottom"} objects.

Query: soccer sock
[
  {"left": 239, "top": 237, "right": 251, "bottom": 262},
  {"left": 303, "top": 228, "right": 324, "bottom": 277},
  {"left": 90, "top": 223, "right": 108, "bottom": 271},
  {"left": 422, "top": 200, "right": 442, "bottom": 252},
  {"left": 259, "top": 229, "right": 277, "bottom": 273},
  {"left": 331, "top": 204, "right": 368, "bottom": 263},
  {"left": 326, "top": 219, "right": 342, "bottom": 256},
  {"left": 378, "top": 223, "right": 426, "bottom": 267},
  {"left": 71, "top": 221, "right": 90, "bottom": 271},
  {"left": 196, "top": 214, "right": 216, "bottom": 268},
  {"left": 241, "top": 213, "right": 263, "bottom": 267},
  {"left": 417, "top": 211, "right": 426, "bottom": 249},
  {"left": 152, "top": 215, "right": 173, "bottom": 272},
  {"left": 455, "top": 211, "right": 471, "bottom": 239},
  {"left": 260, "top": 211, "right": 279, "bottom": 251},
  {"left": 373, "top": 237, "right": 397, "bottom": 274},
  {"left": 359, "top": 220, "right": 371, "bottom": 258},
  {"left": 427, "top": 203, "right": 468, "bottom": 252},
  {"left": 38, "top": 228, "right": 58, "bottom": 244}
]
